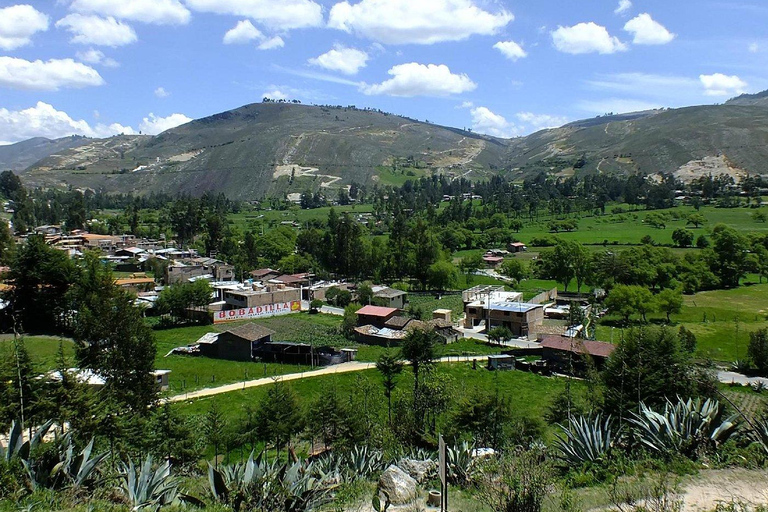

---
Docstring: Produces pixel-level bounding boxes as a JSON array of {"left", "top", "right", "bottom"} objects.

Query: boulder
[
  {"left": 379, "top": 464, "right": 418, "bottom": 505},
  {"left": 398, "top": 458, "right": 437, "bottom": 483}
]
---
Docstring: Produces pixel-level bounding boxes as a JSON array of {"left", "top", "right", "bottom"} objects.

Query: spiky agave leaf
[{"left": 554, "top": 414, "right": 613, "bottom": 465}]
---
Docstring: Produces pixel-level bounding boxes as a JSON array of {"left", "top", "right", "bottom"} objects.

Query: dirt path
[
  {"left": 681, "top": 469, "right": 768, "bottom": 511},
  {"left": 167, "top": 356, "right": 489, "bottom": 403}
]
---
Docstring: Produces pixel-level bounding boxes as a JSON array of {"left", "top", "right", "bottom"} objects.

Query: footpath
[{"left": 167, "top": 355, "right": 490, "bottom": 403}]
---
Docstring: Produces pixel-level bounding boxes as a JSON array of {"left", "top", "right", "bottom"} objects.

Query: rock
[
  {"left": 398, "top": 458, "right": 437, "bottom": 483},
  {"left": 379, "top": 464, "right": 418, "bottom": 505}
]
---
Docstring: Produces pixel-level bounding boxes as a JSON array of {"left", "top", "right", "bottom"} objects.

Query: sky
[{"left": 0, "top": 0, "right": 767, "bottom": 145}]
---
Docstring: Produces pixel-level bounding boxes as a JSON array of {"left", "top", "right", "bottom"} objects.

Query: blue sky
[{"left": 0, "top": 0, "right": 766, "bottom": 144}]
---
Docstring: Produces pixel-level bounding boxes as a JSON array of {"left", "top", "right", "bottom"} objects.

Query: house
[
  {"left": 508, "top": 242, "right": 528, "bottom": 253},
  {"left": 482, "top": 254, "right": 504, "bottom": 268},
  {"left": 539, "top": 335, "right": 615, "bottom": 374},
  {"left": 487, "top": 354, "right": 515, "bottom": 370},
  {"left": 250, "top": 268, "right": 280, "bottom": 281},
  {"left": 433, "top": 309, "right": 453, "bottom": 322},
  {"left": 252, "top": 342, "right": 357, "bottom": 366},
  {"left": 152, "top": 370, "right": 172, "bottom": 391},
  {"left": 356, "top": 305, "right": 401, "bottom": 328},
  {"left": 115, "top": 277, "right": 156, "bottom": 293},
  {"left": 464, "top": 301, "right": 544, "bottom": 337},
  {"left": 200, "top": 323, "right": 275, "bottom": 361},
  {"left": 166, "top": 260, "right": 235, "bottom": 284},
  {"left": 371, "top": 286, "right": 409, "bottom": 309},
  {"left": 115, "top": 247, "right": 146, "bottom": 258}
]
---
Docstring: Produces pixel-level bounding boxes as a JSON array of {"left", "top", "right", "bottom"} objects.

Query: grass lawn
[
  {"left": 0, "top": 335, "right": 76, "bottom": 372},
  {"left": 595, "top": 282, "right": 768, "bottom": 362},
  {"left": 172, "top": 362, "right": 581, "bottom": 444}
]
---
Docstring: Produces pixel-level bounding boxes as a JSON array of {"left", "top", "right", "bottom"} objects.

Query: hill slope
[
  {"left": 0, "top": 136, "right": 92, "bottom": 172},
  {"left": 502, "top": 104, "right": 768, "bottom": 181},
  {"left": 21, "top": 103, "right": 507, "bottom": 199},
  {"left": 17, "top": 94, "right": 768, "bottom": 198}
]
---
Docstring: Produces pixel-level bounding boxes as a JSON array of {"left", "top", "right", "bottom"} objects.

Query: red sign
[{"left": 214, "top": 301, "right": 301, "bottom": 323}]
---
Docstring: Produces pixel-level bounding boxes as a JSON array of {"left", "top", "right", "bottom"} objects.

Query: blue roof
[{"left": 489, "top": 302, "right": 541, "bottom": 313}]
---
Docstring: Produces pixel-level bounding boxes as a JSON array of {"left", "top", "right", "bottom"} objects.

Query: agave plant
[
  {"left": 751, "top": 418, "right": 768, "bottom": 455},
  {"left": 119, "top": 456, "right": 180, "bottom": 511},
  {"left": 51, "top": 437, "right": 108, "bottom": 489},
  {"left": 554, "top": 414, "right": 614, "bottom": 465},
  {"left": 446, "top": 441, "right": 476, "bottom": 485},
  {"left": 630, "top": 397, "right": 739, "bottom": 458},
  {"left": 210, "top": 454, "right": 336, "bottom": 512},
  {"left": 1, "top": 420, "right": 54, "bottom": 463},
  {"left": 344, "top": 445, "right": 384, "bottom": 480}
]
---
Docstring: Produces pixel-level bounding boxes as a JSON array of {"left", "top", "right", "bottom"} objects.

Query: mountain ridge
[{"left": 6, "top": 91, "right": 768, "bottom": 199}]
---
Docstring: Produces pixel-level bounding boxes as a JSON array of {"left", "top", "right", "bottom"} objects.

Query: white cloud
[
  {"left": 749, "top": 42, "right": 760, "bottom": 53},
  {"left": 577, "top": 98, "right": 663, "bottom": 115},
  {"left": 139, "top": 113, "right": 192, "bottom": 134},
  {"left": 614, "top": 0, "right": 632, "bottom": 15},
  {"left": 56, "top": 14, "right": 137, "bottom": 47},
  {"left": 223, "top": 20, "right": 262, "bottom": 44},
  {"left": 493, "top": 40, "right": 527, "bottom": 61},
  {"left": 0, "top": 57, "right": 104, "bottom": 91},
  {"left": 361, "top": 62, "right": 476, "bottom": 97},
  {"left": 185, "top": 0, "right": 323, "bottom": 30},
  {"left": 222, "top": 20, "right": 284, "bottom": 49},
  {"left": 0, "top": 5, "right": 49, "bottom": 50},
  {"left": 0, "top": 102, "right": 135, "bottom": 143},
  {"left": 470, "top": 106, "right": 519, "bottom": 138},
  {"left": 262, "top": 89, "right": 288, "bottom": 100},
  {"left": 516, "top": 112, "right": 569, "bottom": 130},
  {"left": 154, "top": 87, "right": 170, "bottom": 98},
  {"left": 623, "top": 13, "right": 675, "bottom": 45},
  {"left": 309, "top": 45, "right": 369, "bottom": 75},
  {"left": 700, "top": 73, "right": 748, "bottom": 97},
  {"left": 551, "top": 22, "right": 627, "bottom": 55},
  {"left": 258, "top": 36, "right": 284, "bottom": 50},
  {"left": 328, "top": 0, "right": 513, "bottom": 45},
  {"left": 69, "top": 0, "right": 190, "bottom": 25},
  {"left": 75, "top": 48, "right": 119, "bottom": 67}
]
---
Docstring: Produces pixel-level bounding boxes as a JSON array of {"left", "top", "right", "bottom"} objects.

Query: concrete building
[
  {"left": 223, "top": 285, "right": 301, "bottom": 310},
  {"left": 508, "top": 242, "right": 528, "bottom": 253},
  {"left": 464, "top": 300, "right": 544, "bottom": 337},
  {"left": 371, "top": 286, "right": 409, "bottom": 309}
]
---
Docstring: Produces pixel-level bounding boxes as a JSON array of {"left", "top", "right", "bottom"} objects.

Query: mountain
[
  {"left": 501, "top": 103, "right": 768, "bottom": 181},
  {"left": 20, "top": 103, "right": 508, "bottom": 199},
  {"left": 0, "top": 136, "right": 92, "bottom": 172},
  {"left": 16, "top": 93, "right": 768, "bottom": 199}
]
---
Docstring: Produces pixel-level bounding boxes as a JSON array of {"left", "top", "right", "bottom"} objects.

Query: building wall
[
  {"left": 215, "top": 333, "right": 258, "bottom": 361},
  {"left": 166, "top": 265, "right": 207, "bottom": 284},
  {"left": 224, "top": 288, "right": 301, "bottom": 309},
  {"left": 375, "top": 293, "right": 407, "bottom": 309},
  {"left": 464, "top": 306, "right": 544, "bottom": 336}
]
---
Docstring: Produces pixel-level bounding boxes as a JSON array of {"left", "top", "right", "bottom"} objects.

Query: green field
[
  {"left": 172, "top": 362, "right": 582, "bottom": 444},
  {"left": 0, "top": 335, "right": 75, "bottom": 372}
]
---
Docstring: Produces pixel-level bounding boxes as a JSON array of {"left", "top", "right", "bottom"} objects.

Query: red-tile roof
[
  {"left": 540, "top": 336, "right": 616, "bottom": 358},
  {"left": 356, "top": 305, "right": 399, "bottom": 317}
]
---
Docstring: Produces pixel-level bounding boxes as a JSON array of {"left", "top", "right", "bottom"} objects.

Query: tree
[
  {"left": 656, "top": 287, "right": 683, "bottom": 323},
  {"left": 602, "top": 326, "right": 708, "bottom": 415},
  {"left": 376, "top": 351, "right": 404, "bottom": 425},
  {"left": 450, "top": 388, "right": 513, "bottom": 450},
  {"left": 255, "top": 381, "right": 303, "bottom": 460},
  {"left": 752, "top": 211, "right": 767, "bottom": 223},
  {"left": 400, "top": 328, "right": 439, "bottom": 393},
  {"left": 710, "top": 224, "right": 748, "bottom": 287},
  {"left": 500, "top": 259, "right": 528, "bottom": 283},
  {"left": 604, "top": 285, "right": 655, "bottom": 324},
  {"left": 156, "top": 280, "right": 213, "bottom": 324},
  {"left": 6, "top": 234, "right": 78, "bottom": 333},
  {"left": 678, "top": 326, "right": 697, "bottom": 353},
  {"left": 70, "top": 252, "right": 158, "bottom": 411},
  {"left": 356, "top": 282, "right": 374, "bottom": 305},
  {"left": 687, "top": 213, "right": 706, "bottom": 228},
  {"left": 306, "top": 383, "right": 362, "bottom": 449},
  {"left": 459, "top": 253, "right": 483, "bottom": 285},
  {"left": 427, "top": 260, "right": 459, "bottom": 291},
  {"left": 476, "top": 449, "right": 553, "bottom": 512},
  {"left": 748, "top": 329, "right": 768, "bottom": 376},
  {"left": 487, "top": 326, "right": 513, "bottom": 345},
  {"left": 203, "top": 402, "right": 228, "bottom": 467},
  {"left": 341, "top": 303, "right": 361, "bottom": 339},
  {"left": 537, "top": 239, "right": 587, "bottom": 293},
  {"left": 672, "top": 229, "right": 694, "bottom": 248}
]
